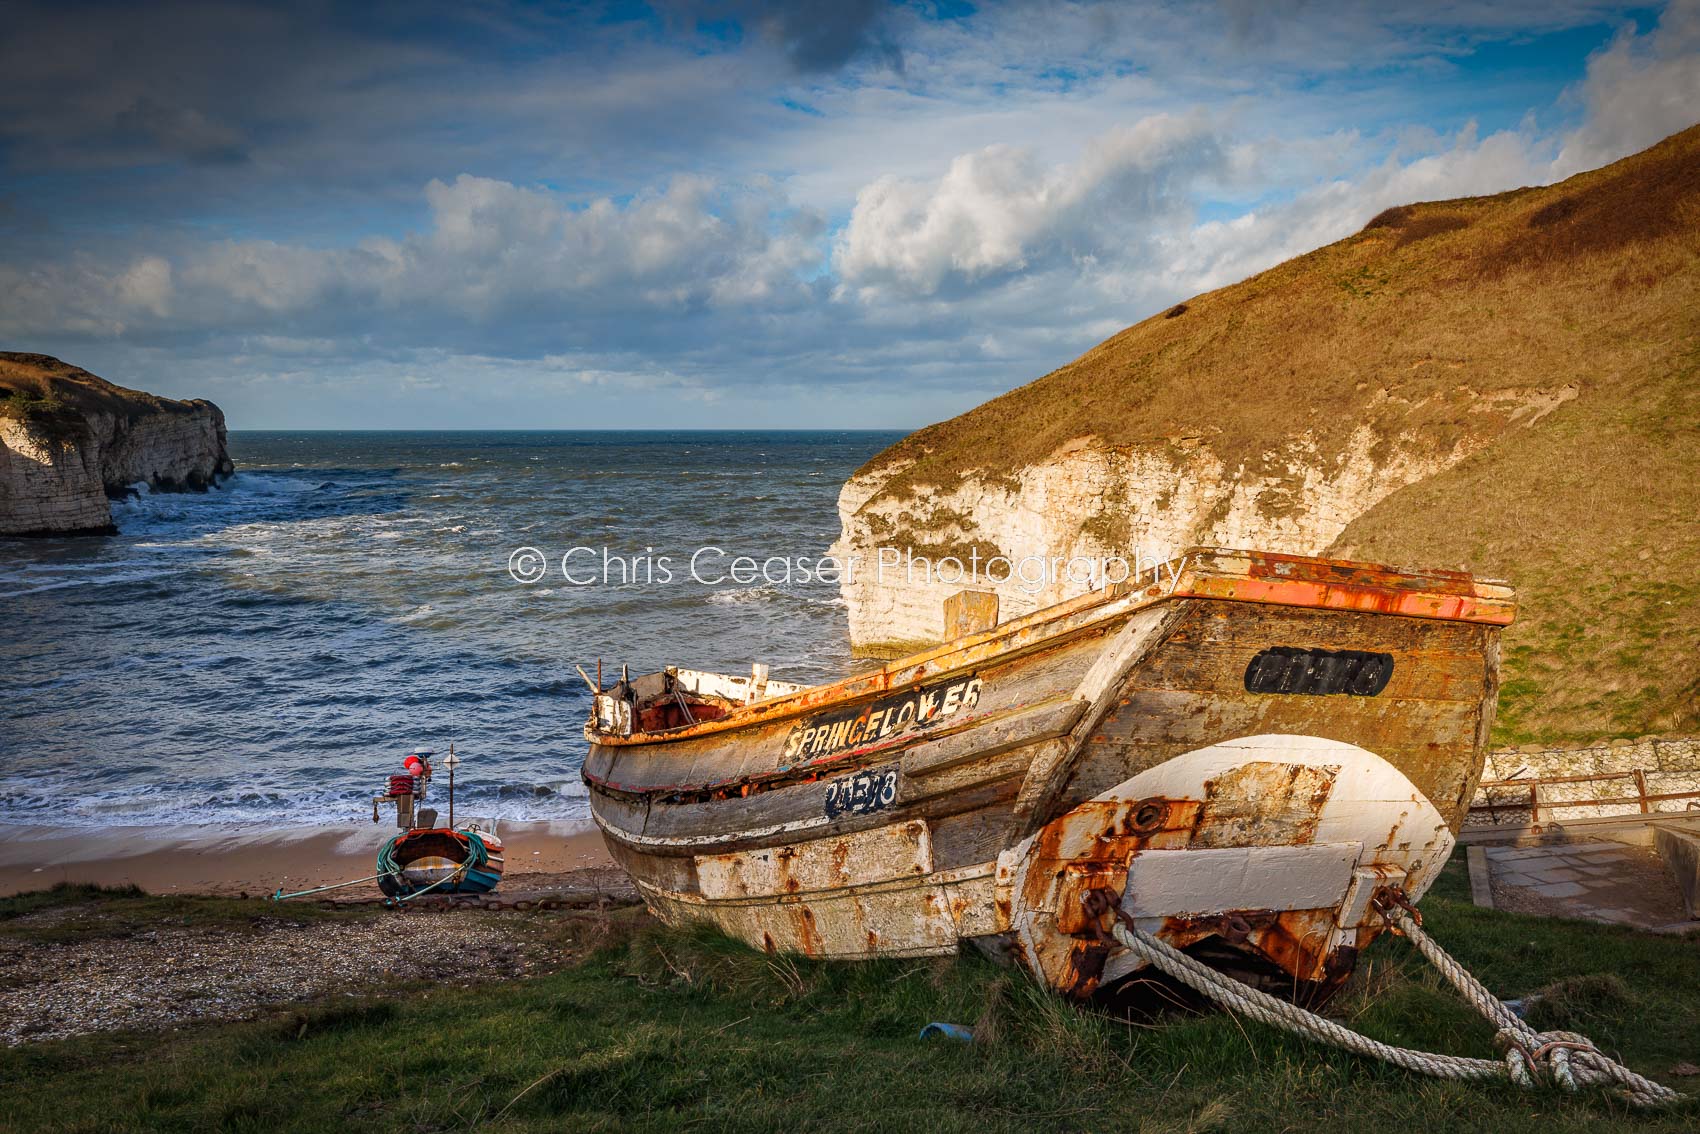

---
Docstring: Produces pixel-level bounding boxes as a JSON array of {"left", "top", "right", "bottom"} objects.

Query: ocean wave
[
  {"left": 2, "top": 567, "right": 189, "bottom": 598},
  {"left": 0, "top": 780, "right": 593, "bottom": 830},
  {"left": 705, "top": 584, "right": 782, "bottom": 606}
]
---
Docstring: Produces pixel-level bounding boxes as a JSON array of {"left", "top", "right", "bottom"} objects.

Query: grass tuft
[{"left": 1524, "top": 973, "right": 1638, "bottom": 1043}]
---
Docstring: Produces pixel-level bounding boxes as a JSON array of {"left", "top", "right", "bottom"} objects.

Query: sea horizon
[{"left": 224, "top": 427, "right": 918, "bottom": 435}]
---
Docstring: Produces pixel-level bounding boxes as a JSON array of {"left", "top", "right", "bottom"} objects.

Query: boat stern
[{"left": 999, "top": 733, "right": 1455, "bottom": 1000}]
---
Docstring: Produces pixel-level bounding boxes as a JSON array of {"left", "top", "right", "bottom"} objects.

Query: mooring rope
[
  {"left": 378, "top": 829, "right": 491, "bottom": 906},
  {"left": 1098, "top": 892, "right": 1679, "bottom": 1109},
  {"left": 384, "top": 858, "right": 473, "bottom": 906},
  {"left": 270, "top": 870, "right": 402, "bottom": 901}
]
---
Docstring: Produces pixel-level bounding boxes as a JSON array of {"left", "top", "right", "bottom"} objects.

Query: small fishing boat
[
  {"left": 273, "top": 747, "right": 506, "bottom": 904},
  {"left": 370, "top": 747, "right": 505, "bottom": 898},
  {"left": 377, "top": 825, "right": 506, "bottom": 898},
  {"left": 581, "top": 548, "right": 1513, "bottom": 1002}
]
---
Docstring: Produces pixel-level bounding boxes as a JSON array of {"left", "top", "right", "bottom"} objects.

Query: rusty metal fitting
[
  {"left": 1370, "top": 884, "right": 1422, "bottom": 931},
  {"left": 1078, "top": 888, "right": 1117, "bottom": 941},
  {"left": 1126, "top": 798, "right": 1169, "bottom": 836},
  {"left": 1216, "top": 913, "right": 1253, "bottom": 944}
]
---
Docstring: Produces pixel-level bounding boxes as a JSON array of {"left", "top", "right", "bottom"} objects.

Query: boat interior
[{"left": 613, "top": 665, "right": 812, "bottom": 733}]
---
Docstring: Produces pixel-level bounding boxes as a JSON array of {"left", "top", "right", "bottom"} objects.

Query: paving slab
[
  {"left": 1482, "top": 838, "right": 1700, "bottom": 930},
  {"left": 1654, "top": 826, "right": 1700, "bottom": 919}
]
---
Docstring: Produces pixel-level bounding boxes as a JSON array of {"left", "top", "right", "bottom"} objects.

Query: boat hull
[
  {"left": 377, "top": 827, "right": 506, "bottom": 897},
  {"left": 583, "top": 550, "right": 1508, "bottom": 998}
]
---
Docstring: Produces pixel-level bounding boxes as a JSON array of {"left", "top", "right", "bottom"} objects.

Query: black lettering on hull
[
  {"left": 1244, "top": 647, "right": 1394, "bottom": 697},
  {"left": 783, "top": 675, "right": 984, "bottom": 762}
]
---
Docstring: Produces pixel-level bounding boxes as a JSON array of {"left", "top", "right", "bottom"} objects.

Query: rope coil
[
  {"left": 377, "top": 829, "right": 491, "bottom": 905},
  {"left": 1097, "top": 890, "right": 1679, "bottom": 1109}
]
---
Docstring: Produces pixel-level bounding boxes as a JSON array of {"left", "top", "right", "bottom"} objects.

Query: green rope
[
  {"left": 270, "top": 870, "right": 401, "bottom": 901},
  {"left": 379, "top": 829, "right": 491, "bottom": 905}
]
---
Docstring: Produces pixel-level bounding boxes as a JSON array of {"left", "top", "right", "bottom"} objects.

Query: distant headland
[{"left": 0, "top": 353, "right": 233, "bottom": 536}]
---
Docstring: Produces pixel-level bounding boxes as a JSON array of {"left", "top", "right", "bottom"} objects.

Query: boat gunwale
[
  {"left": 583, "top": 547, "right": 1515, "bottom": 753},
  {"left": 587, "top": 688, "right": 1087, "bottom": 803}
]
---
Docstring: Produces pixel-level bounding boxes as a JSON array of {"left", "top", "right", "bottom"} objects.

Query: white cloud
[
  {"left": 1167, "top": 123, "right": 1555, "bottom": 294},
  {"left": 114, "top": 256, "right": 175, "bottom": 317},
  {"left": 349, "top": 174, "right": 822, "bottom": 317},
  {"left": 1555, "top": 0, "right": 1700, "bottom": 174},
  {"left": 832, "top": 112, "right": 1224, "bottom": 298},
  {"left": 0, "top": 175, "right": 826, "bottom": 342}
]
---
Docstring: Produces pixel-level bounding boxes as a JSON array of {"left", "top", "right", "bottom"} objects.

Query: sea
[{"left": 0, "top": 430, "right": 904, "bottom": 830}]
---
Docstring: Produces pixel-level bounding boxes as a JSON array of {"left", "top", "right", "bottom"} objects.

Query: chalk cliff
[
  {"left": 832, "top": 124, "right": 1700, "bottom": 744},
  {"left": 0, "top": 353, "right": 233, "bottom": 536},
  {"left": 831, "top": 399, "right": 1571, "bottom": 653}
]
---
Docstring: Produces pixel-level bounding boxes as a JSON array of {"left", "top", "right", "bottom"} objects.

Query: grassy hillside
[
  {"left": 858, "top": 125, "right": 1700, "bottom": 744},
  {"left": 0, "top": 352, "right": 210, "bottom": 429}
]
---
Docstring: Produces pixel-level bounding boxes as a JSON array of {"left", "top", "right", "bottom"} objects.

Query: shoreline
[{"left": 0, "top": 820, "right": 613, "bottom": 898}]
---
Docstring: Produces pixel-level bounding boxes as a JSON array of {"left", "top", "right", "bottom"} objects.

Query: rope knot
[{"left": 1495, "top": 1029, "right": 1598, "bottom": 1092}]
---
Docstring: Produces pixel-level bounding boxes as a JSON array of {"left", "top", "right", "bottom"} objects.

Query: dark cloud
[
  {"left": 113, "top": 97, "right": 249, "bottom": 165},
  {"left": 0, "top": 0, "right": 783, "bottom": 240},
  {"left": 758, "top": 0, "right": 902, "bottom": 73},
  {"left": 660, "top": 0, "right": 902, "bottom": 72}
]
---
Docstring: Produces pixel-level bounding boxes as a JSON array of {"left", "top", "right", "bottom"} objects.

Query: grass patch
[
  {"left": 1, "top": 862, "right": 1697, "bottom": 1131},
  {"left": 0, "top": 387, "right": 85, "bottom": 444}
]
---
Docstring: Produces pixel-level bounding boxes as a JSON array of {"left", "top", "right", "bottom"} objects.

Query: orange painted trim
[{"left": 1177, "top": 575, "right": 1516, "bottom": 625}]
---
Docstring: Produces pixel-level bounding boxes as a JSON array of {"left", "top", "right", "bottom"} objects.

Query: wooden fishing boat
[{"left": 581, "top": 548, "right": 1513, "bottom": 1001}]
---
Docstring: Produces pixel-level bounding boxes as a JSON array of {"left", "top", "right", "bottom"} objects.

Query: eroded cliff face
[
  {"left": 0, "top": 354, "right": 233, "bottom": 536},
  {"left": 831, "top": 387, "right": 1573, "bottom": 653},
  {"left": 0, "top": 417, "right": 113, "bottom": 534}
]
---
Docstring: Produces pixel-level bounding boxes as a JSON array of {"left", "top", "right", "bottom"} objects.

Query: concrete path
[{"left": 1479, "top": 840, "right": 1700, "bottom": 932}]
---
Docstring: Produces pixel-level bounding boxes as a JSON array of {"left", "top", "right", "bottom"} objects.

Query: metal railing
[{"left": 1470, "top": 769, "right": 1700, "bottom": 830}]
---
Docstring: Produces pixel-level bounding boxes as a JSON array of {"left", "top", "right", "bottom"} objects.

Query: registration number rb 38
[{"left": 823, "top": 764, "right": 899, "bottom": 820}]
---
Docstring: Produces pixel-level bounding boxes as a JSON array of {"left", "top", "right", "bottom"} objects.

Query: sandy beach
[{"left": 0, "top": 820, "right": 614, "bottom": 898}]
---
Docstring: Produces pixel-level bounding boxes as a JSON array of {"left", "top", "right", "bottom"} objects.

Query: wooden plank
[
  {"left": 927, "top": 796, "right": 1020, "bottom": 868},
  {"left": 1131, "top": 603, "right": 1492, "bottom": 703},
  {"left": 1009, "top": 603, "right": 1191, "bottom": 835},
  {"left": 1123, "top": 844, "right": 1359, "bottom": 918},
  {"left": 900, "top": 697, "right": 1084, "bottom": 778},
  {"left": 1472, "top": 788, "right": 1700, "bottom": 811},
  {"left": 695, "top": 821, "right": 933, "bottom": 901},
  {"left": 602, "top": 836, "right": 699, "bottom": 895},
  {"left": 945, "top": 590, "right": 1000, "bottom": 638},
  {"left": 1466, "top": 845, "right": 1495, "bottom": 910},
  {"left": 1055, "top": 602, "right": 1494, "bottom": 828},
  {"left": 620, "top": 699, "right": 1069, "bottom": 847},
  {"left": 588, "top": 634, "right": 1099, "bottom": 796}
]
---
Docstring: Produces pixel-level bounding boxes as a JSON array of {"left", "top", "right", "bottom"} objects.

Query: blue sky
[{"left": 2, "top": 0, "right": 1696, "bottom": 429}]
